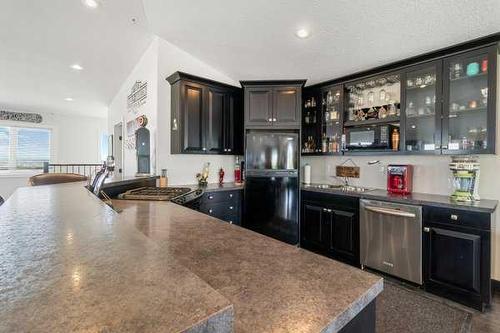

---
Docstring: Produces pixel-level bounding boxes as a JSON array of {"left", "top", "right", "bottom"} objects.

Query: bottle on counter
[
  {"left": 321, "top": 134, "right": 328, "bottom": 153},
  {"left": 304, "top": 111, "right": 310, "bottom": 124},
  {"left": 304, "top": 164, "right": 311, "bottom": 185},
  {"left": 391, "top": 128, "right": 400, "bottom": 151},
  {"left": 234, "top": 156, "right": 242, "bottom": 184},
  {"left": 218, "top": 167, "right": 225, "bottom": 185},
  {"left": 159, "top": 169, "right": 168, "bottom": 187},
  {"left": 240, "top": 160, "right": 245, "bottom": 183}
]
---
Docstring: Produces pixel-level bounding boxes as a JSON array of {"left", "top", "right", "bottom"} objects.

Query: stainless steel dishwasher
[{"left": 360, "top": 199, "right": 422, "bottom": 285}]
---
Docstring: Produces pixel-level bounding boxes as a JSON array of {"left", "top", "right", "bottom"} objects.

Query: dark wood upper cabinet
[
  {"left": 441, "top": 45, "right": 497, "bottom": 155},
  {"left": 245, "top": 87, "right": 273, "bottom": 126},
  {"left": 167, "top": 72, "right": 243, "bottom": 155},
  {"left": 241, "top": 80, "right": 306, "bottom": 128},
  {"left": 206, "top": 87, "right": 225, "bottom": 153},
  {"left": 301, "top": 37, "right": 499, "bottom": 156},
  {"left": 401, "top": 60, "right": 443, "bottom": 154},
  {"left": 178, "top": 81, "right": 205, "bottom": 153},
  {"left": 273, "top": 87, "right": 301, "bottom": 127}
]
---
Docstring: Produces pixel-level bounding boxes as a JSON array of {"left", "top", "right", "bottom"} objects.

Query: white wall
[
  {"left": 108, "top": 37, "right": 239, "bottom": 184},
  {"left": 0, "top": 112, "right": 107, "bottom": 199},
  {"left": 108, "top": 39, "right": 159, "bottom": 177}
]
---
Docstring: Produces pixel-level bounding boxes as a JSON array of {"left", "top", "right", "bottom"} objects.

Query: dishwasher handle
[{"left": 364, "top": 205, "right": 417, "bottom": 218}]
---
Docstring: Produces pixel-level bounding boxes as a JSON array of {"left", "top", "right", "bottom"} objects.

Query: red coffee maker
[{"left": 387, "top": 165, "right": 413, "bottom": 194}]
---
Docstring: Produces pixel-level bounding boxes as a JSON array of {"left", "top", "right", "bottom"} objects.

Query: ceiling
[
  {"left": 143, "top": 0, "right": 500, "bottom": 86},
  {"left": 0, "top": 0, "right": 152, "bottom": 118},
  {"left": 2, "top": 1, "right": 499, "bottom": 119}
]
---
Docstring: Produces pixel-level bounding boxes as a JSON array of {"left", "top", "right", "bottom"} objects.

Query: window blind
[{"left": 0, "top": 126, "right": 51, "bottom": 170}]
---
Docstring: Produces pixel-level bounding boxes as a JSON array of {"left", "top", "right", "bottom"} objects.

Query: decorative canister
[
  {"left": 466, "top": 62, "right": 480, "bottom": 76},
  {"left": 481, "top": 59, "right": 488, "bottom": 73}
]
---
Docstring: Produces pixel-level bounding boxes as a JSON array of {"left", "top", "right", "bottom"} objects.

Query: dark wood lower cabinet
[
  {"left": 328, "top": 209, "right": 357, "bottom": 264},
  {"left": 198, "top": 190, "right": 242, "bottom": 225},
  {"left": 301, "top": 203, "right": 328, "bottom": 251},
  {"left": 300, "top": 191, "right": 360, "bottom": 267},
  {"left": 301, "top": 191, "right": 493, "bottom": 311},
  {"left": 423, "top": 206, "right": 491, "bottom": 311}
]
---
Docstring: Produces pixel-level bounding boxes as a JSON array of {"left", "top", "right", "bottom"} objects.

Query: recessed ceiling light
[
  {"left": 295, "top": 29, "right": 310, "bottom": 39},
  {"left": 64, "top": 97, "right": 74, "bottom": 102},
  {"left": 82, "top": 0, "right": 99, "bottom": 9},
  {"left": 70, "top": 64, "right": 83, "bottom": 71}
]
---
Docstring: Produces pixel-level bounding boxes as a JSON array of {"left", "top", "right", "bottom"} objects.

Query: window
[
  {"left": 100, "top": 133, "right": 110, "bottom": 162},
  {"left": 0, "top": 126, "right": 51, "bottom": 171}
]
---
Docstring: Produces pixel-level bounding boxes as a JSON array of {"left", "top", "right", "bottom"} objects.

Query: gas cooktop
[{"left": 117, "top": 187, "right": 192, "bottom": 201}]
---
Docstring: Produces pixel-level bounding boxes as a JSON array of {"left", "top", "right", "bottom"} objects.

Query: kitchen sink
[{"left": 304, "top": 184, "right": 373, "bottom": 193}]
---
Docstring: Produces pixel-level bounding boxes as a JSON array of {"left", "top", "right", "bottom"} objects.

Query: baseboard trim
[{"left": 492, "top": 279, "right": 500, "bottom": 293}]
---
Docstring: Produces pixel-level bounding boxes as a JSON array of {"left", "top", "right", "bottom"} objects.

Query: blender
[{"left": 449, "top": 156, "right": 480, "bottom": 202}]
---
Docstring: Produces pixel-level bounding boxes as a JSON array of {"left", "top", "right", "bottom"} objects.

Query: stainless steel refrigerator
[{"left": 243, "top": 131, "right": 299, "bottom": 244}]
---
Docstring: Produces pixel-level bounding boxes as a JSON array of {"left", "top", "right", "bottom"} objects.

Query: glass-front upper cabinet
[
  {"left": 442, "top": 46, "right": 497, "bottom": 154},
  {"left": 403, "top": 61, "right": 442, "bottom": 153},
  {"left": 345, "top": 73, "right": 401, "bottom": 125},
  {"left": 319, "top": 85, "right": 343, "bottom": 154},
  {"left": 302, "top": 89, "right": 321, "bottom": 154}
]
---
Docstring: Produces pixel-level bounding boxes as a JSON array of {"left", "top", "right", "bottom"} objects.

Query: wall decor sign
[
  {"left": 125, "top": 115, "right": 149, "bottom": 150},
  {"left": 127, "top": 81, "right": 148, "bottom": 111},
  {"left": 0, "top": 110, "right": 42, "bottom": 123}
]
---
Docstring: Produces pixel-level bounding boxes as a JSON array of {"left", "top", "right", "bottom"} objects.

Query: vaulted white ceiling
[
  {"left": 1, "top": 1, "right": 499, "bottom": 119},
  {"left": 0, "top": 0, "right": 152, "bottom": 118},
  {"left": 143, "top": 0, "right": 500, "bottom": 85}
]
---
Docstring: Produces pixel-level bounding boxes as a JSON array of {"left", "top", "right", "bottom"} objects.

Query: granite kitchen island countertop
[{"left": 0, "top": 182, "right": 383, "bottom": 333}]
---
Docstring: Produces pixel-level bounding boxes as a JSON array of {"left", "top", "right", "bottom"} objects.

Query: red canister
[
  {"left": 387, "top": 165, "right": 413, "bottom": 195},
  {"left": 481, "top": 59, "right": 488, "bottom": 73}
]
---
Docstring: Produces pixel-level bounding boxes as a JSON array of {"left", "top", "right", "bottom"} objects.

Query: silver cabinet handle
[
  {"left": 273, "top": 118, "right": 277, "bottom": 122},
  {"left": 202, "top": 147, "right": 207, "bottom": 151},
  {"left": 323, "top": 208, "right": 328, "bottom": 212},
  {"left": 268, "top": 118, "right": 273, "bottom": 122},
  {"left": 208, "top": 195, "right": 213, "bottom": 200},
  {"left": 208, "top": 209, "right": 213, "bottom": 214},
  {"left": 423, "top": 227, "right": 430, "bottom": 232},
  {"left": 229, "top": 206, "right": 234, "bottom": 210},
  {"left": 227, "top": 149, "right": 231, "bottom": 152},
  {"left": 229, "top": 194, "right": 233, "bottom": 198},
  {"left": 450, "top": 214, "right": 458, "bottom": 221},
  {"left": 364, "top": 206, "right": 416, "bottom": 218}
]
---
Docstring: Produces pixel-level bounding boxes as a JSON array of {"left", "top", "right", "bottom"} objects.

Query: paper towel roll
[{"left": 304, "top": 164, "right": 311, "bottom": 185}]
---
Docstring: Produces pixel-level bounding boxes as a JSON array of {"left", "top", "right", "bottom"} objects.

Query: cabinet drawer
[
  {"left": 225, "top": 212, "right": 240, "bottom": 225},
  {"left": 301, "top": 190, "right": 359, "bottom": 211},
  {"left": 200, "top": 201, "right": 239, "bottom": 217},
  {"left": 423, "top": 206, "right": 491, "bottom": 230},
  {"left": 202, "top": 190, "right": 240, "bottom": 204}
]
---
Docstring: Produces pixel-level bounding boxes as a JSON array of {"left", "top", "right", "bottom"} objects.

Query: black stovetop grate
[{"left": 117, "top": 187, "right": 192, "bottom": 201}]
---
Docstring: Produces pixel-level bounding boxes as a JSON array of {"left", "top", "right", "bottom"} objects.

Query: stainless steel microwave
[{"left": 345, "top": 124, "right": 396, "bottom": 150}]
